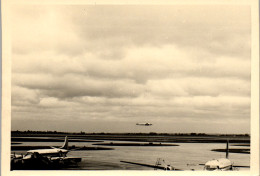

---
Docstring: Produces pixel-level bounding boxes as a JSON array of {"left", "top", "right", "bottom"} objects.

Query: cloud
[
  {"left": 13, "top": 73, "right": 145, "bottom": 99},
  {"left": 11, "top": 86, "right": 40, "bottom": 106},
  {"left": 12, "top": 5, "right": 250, "bottom": 58},
  {"left": 147, "top": 77, "right": 250, "bottom": 98},
  {"left": 13, "top": 45, "right": 250, "bottom": 84},
  {"left": 11, "top": 4, "right": 251, "bottom": 133}
]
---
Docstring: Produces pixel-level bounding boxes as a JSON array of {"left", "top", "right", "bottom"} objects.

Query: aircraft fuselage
[
  {"left": 204, "top": 158, "right": 233, "bottom": 171},
  {"left": 136, "top": 123, "right": 152, "bottom": 126}
]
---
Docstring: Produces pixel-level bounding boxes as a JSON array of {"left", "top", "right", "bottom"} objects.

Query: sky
[{"left": 11, "top": 5, "right": 251, "bottom": 134}]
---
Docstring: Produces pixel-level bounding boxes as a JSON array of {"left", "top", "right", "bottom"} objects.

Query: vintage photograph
[{"left": 2, "top": 0, "right": 259, "bottom": 174}]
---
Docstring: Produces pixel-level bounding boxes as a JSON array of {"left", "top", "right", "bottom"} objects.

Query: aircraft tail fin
[
  {"left": 60, "top": 136, "right": 69, "bottom": 149},
  {"left": 226, "top": 140, "right": 229, "bottom": 159}
]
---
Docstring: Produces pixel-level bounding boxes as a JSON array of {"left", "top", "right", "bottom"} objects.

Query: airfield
[{"left": 11, "top": 131, "right": 250, "bottom": 170}]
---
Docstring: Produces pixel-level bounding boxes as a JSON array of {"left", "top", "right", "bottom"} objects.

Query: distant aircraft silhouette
[{"left": 136, "top": 123, "right": 152, "bottom": 126}]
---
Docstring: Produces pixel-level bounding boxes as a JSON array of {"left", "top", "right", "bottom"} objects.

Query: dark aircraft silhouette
[{"left": 136, "top": 123, "right": 152, "bottom": 126}]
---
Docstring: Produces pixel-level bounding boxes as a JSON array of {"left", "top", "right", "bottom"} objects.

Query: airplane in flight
[
  {"left": 202, "top": 140, "right": 249, "bottom": 171},
  {"left": 136, "top": 123, "right": 153, "bottom": 126}
]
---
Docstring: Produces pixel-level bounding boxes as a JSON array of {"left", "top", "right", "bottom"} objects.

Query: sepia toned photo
[{"left": 1, "top": 0, "right": 259, "bottom": 175}]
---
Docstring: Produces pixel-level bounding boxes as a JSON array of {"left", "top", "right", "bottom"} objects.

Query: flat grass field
[
  {"left": 11, "top": 132, "right": 250, "bottom": 143},
  {"left": 11, "top": 132, "right": 250, "bottom": 154}
]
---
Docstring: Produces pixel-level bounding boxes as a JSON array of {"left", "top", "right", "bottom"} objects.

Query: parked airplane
[
  {"left": 136, "top": 123, "right": 152, "bottom": 126},
  {"left": 203, "top": 140, "right": 249, "bottom": 171},
  {"left": 121, "top": 158, "right": 183, "bottom": 171},
  {"left": 21, "top": 136, "right": 81, "bottom": 162},
  {"left": 11, "top": 136, "right": 81, "bottom": 169},
  {"left": 23, "top": 136, "right": 69, "bottom": 159}
]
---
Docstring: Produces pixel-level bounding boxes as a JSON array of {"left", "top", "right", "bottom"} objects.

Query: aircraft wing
[
  {"left": 233, "top": 165, "right": 250, "bottom": 168},
  {"left": 198, "top": 163, "right": 250, "bottom": 168},
  {"left": 50, "top": 156, "right": 82, "bottom": 162},
  {"left": 69, "top": 147, "right": 84, "bottom": 151},
  {"left": 120, "top": 160, "right": 182, "bottom": 170}
]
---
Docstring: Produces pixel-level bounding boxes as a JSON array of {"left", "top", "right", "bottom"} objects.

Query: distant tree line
[{"left": 11, "top": 130, "right": 250, "bottom": 137}]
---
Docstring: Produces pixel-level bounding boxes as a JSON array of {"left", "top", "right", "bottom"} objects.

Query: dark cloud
[{"left": 13, "top": 73, "right": 145, "bottom": 99}]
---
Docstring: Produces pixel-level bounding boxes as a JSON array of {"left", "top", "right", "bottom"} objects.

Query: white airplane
[
  {"left": 22, "top": 136, "right": 69, "bottom": 159},
  {"left": 203, "top": 140, "right": 249, "bottom": 171},
  {"left": 11, "top": 136, "right": 81, "bottom": 169},
  {"left": 136, "top": 123, "right": 152, "bottom": 126}
]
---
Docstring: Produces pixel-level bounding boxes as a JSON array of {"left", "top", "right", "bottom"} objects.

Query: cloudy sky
[{"left": 11, "top": 5, "right": 251, "bottom": 133}]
